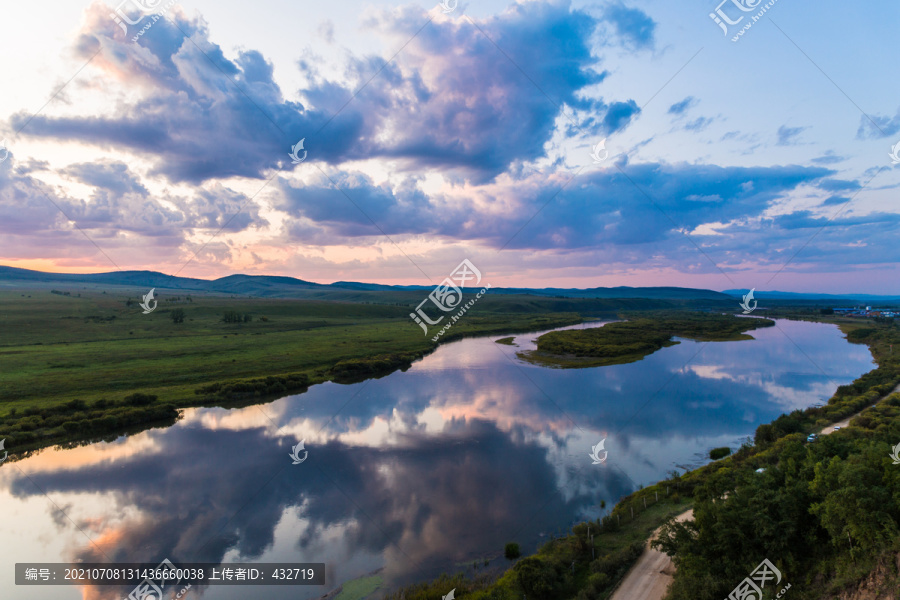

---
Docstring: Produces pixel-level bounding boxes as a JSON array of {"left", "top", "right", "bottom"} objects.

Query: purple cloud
[{"left": 10, "top": 1, "right": 644, "bottom": 185}]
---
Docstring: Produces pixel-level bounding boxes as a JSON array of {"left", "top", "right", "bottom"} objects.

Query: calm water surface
[{"left": 0, "top": 318, "right": 874, "bottom": 599}]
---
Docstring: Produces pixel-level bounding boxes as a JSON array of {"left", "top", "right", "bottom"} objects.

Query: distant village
[{"left": 832, "top": 306, "right": 898, "bottom": 318}]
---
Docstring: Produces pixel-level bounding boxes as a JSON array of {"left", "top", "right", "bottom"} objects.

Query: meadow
[
  {"left": 1, "top": 284, "right": 623, "bottom": 452},
  {"left": 522, "top": 311, "right": 776, "bottom": 368}
]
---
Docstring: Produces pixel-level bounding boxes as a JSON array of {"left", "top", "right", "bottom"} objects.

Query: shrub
[
  {"left": 513, "top": 557, "right": 559, "bottom": 600},
  {"left": 61, "top": 421, "right": 82, "bottom": 433},
  {"left": 709, "top": 447, "right": 731, "bottom": 460},
  {"left": 504, "top": 542, "right": 521, "bottom": 560},
  {"left": 124, "top": 393, "right": 157, "bottom": 406},
  {"left": 63, "top": 399, "right": 87, "bottom": 412}
]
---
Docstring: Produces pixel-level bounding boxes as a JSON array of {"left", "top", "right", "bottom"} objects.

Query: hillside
[{"left": 0, "top": 266, "right": 737, "bottom": 300}]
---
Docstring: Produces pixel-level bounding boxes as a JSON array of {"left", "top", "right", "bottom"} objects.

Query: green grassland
[
  {"left": 334, "top": 574, "right": 384, "bottom": 600},
  {"left": 0, "top": 285, "right": 742, "bottom": 455},
  {"left": 520, "top": 312, "right": 775, "bottom": 368},
  {"left": 0, "top": 286, "right": 595, "bottom": 453}
]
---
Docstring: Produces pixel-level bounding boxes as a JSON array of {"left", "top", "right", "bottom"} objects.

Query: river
[{"left": 0, "top": 318, "right": 874, "bottom": 599}]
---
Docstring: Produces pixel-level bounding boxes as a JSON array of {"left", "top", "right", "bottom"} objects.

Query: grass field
[
  {"left": 0, "top": 286, "right": 757, "bottom": 454},
  {"left": 334, "top": 574, "right": 384, "bottom": 600},
  {"left": 520, "top": 312, "right": 775, "bottom": 368},
  {"left": 0, "top": 285, "right": 594, "bottom": 452}
]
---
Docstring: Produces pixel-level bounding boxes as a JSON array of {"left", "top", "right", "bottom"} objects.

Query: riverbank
[
  {"left": 0, "top": 287, "right": 594, "bottom": 456},
  {"left": 385, "top": 315, "right": 900, "bottom": 600}
]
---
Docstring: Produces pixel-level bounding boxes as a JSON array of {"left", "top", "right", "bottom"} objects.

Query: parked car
[{"left": 807, "top": 433, "right": 818, "bottom": 442}]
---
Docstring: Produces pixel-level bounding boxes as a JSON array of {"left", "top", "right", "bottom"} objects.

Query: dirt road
[
  {"left": 609, "top": 508, "right": 693, "bottom": 600},
  {"left": 819, "top": 382, "right": 900, "bottom": 435},
  {"left": 608, "top": 384, "right": 900, "bottom": 600}
]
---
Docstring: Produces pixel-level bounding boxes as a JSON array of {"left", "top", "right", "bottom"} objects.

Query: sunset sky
[{"left": 0, "top": 0, "right": 898, "bottom": 293}]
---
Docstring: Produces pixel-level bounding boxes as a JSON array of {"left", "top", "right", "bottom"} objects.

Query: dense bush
[
  {"left": 124, "top": 393, "right": 157, "bottom": 406},
  {"left": 330, "top": 353, "right": 417, "bottom": 383},
  {"left": 222, "top": 311, "right": 252, "bottom": 323},
  {"left": 709, "top": 447, "right": 731, "bottom": 460},
  {"left": 0, "top": 394, "right": 178, "bottom": 452},
  {"left": 195, "top": 373, "right": 310, "bottom": 402},
  {"left": 514, "top": 557, "right": 562, "bottom": 600},
  {"left": 535, "top": 314, "right": 774, "bottom": 362},
  {"left": 504, "top": 543, "right": 521, "bottom": 560}
]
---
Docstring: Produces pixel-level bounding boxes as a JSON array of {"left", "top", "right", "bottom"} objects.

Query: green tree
[
  {"left": 810, "top": 448, "right": 900, "bottom": 553},
  {"left": 513, "top": 557, "right": 559, "bottom": 600}
]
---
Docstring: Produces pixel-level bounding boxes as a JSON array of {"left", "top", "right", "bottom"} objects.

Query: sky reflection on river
[{"left": 0, "top": 319, "right": 874, "bottom": 599}]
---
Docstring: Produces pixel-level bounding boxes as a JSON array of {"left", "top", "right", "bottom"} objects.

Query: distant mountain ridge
[
  {"left": 0, "top": 265, "right": 731, "bottom": 300},
  {"left": 724, "top": 289, "right": 900, "bottom": 303},
  {"left": 3, "top": 265, "right": 890, "bottom": 302}
]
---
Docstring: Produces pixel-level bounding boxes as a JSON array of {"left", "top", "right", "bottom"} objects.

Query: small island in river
[{"left": 519, "top": 312, "right": 775, "bottom": 368}]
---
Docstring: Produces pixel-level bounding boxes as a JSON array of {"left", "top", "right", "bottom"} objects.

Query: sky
[{"left": 0, "top": 0, "right": 898, "bottom": 293}]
